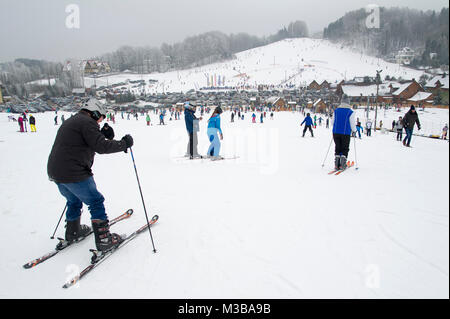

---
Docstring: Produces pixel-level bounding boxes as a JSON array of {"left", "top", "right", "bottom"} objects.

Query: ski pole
[
  {"left": 321, "top": 136, "right": 333, "bottom": 168},
  {"left": 129, "top": 147, "right": 157, "bottom": 253},
  {"left": 353, "top": 136, "right": 359, "bottom": 170},
  {"left": 50, "top": 204, "right": 67, "bottom": 239}
]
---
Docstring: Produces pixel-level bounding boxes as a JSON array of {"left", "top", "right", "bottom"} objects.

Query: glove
[{"left": 121, "top": 134, "right": 133, "bottom": 152}]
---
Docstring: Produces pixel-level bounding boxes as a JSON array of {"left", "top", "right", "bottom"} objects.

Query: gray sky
[{"left": 1, "top": 0, "right": 448, "bottom": 63}]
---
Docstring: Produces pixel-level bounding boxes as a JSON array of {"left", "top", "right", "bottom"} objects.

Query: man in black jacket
[
  {"left": 47, "top": 98, "right": 134, "bottom": 252},
  {"left": 402, "top": 105, "right": 421, "bottom": 147}
]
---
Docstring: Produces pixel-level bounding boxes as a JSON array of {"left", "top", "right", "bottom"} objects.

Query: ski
[
  {"left": 23, "top": 209, "right": 134, "bottom": 269},
  {"left": 62, "top": 214, "right": 159, "bottom": 289},
  {"left": 334, "top": 161, "right": 355, "bottom": 175}
]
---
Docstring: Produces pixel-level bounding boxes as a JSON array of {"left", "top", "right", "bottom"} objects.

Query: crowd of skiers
[{"left": 9, "top": 96, "right": 445, "bottom": 257}]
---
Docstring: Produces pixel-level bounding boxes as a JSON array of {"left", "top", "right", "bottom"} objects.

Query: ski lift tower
[{"left": 374, "top": 70, "right": 382, "bottom": 132}]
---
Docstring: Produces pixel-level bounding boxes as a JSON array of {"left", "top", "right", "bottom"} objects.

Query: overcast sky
[{"left": 0, "top": 0, "right": 448, "bottom": 63}]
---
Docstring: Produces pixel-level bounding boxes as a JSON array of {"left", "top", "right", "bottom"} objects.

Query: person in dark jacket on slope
[
  {"left": 47, "top": 98, "right": 134, "bottom": 252},
  {"left": 402, "top": 105, "right": 421, "bottom": 147},
  {"left": 184, "top": 102, "right": 203, "bottom": 159}
]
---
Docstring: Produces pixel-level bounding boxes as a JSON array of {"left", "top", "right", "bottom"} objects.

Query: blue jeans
[
  {"left": 403, "top": 128, "right": 413, "bottom": 146},
  {"left": 56, "top": 177, "right": 107, "bottom": 221},
  {"left": 207, "top": 128, "right": 221, "bottom": 157}
]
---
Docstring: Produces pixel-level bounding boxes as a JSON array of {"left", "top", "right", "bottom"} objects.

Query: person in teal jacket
[{"left": 207, "top": 107, "right": 223, "bottom": 160}]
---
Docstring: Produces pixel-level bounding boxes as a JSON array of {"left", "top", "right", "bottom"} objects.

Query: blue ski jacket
[{"left": 333, "top": 106, "right": 356, "bottom": 135}]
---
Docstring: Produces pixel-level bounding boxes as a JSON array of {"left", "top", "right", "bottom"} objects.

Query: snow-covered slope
[
  {"left": 0, "top": 106, "right": 448, "bottom": 298},
  {"left": 84, "top": 38, "right": 425, "bottom": 93}
]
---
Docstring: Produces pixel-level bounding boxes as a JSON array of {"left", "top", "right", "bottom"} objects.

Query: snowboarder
[
  {"left": 332, "top": 103, "right": 356, "bottom": 170},
  {"left": 402, "top": 105, "right": 421, "bottom": 147},
  {"left": 442, "top": 124, "right": 448, "bottom": 140},
  {"left": 207, "top": 106, "right": 224, "bottom": 160},
  {"left": 395, "top": 116, "right": 404, "bottom": 141},
  {"left": 47, "top": 98, "right": 134, "bottom": 252},
  {"left": 29, "top": 114, "right": 37, "bottom": 132},
  {"left": 301, "top": 113, "right": 314, "bottom": 137},
  {"left": 184, "top": 102, "right": 203, "bottom": 159}
]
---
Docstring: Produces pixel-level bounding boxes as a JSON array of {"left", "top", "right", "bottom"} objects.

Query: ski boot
[
  {"left": 334, "top": 155, "right": 341, "bottom": 171},
  {"left": 92, "top": 219, "right": 123, "bottom": 252},
  {"left": 339, "top": 155, "right": 348, "bottom": 170},
  {"left": 65, "top": 218, "right": 91, "bottom": 243}
]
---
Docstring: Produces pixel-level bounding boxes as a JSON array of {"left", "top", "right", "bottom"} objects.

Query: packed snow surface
[{"left": 0, "top": 106, "right": 448, "bottom": 298}]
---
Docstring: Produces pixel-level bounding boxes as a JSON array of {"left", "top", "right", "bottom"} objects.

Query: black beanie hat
[{"left": 410, "top": 105, "right": 415, "bottom": 111}]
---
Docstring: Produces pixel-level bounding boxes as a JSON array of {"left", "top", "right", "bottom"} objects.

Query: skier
[
  {"left": 402, "top": 105, "right": 421, "bottom": 147},
  {"left": 326, "top": 117, "right": 329, "bottom": 128},
  {"left": 260, "top": 113, "right": 264, "bottom": 123},
  {"left": 207, "top": 106, "right": 224, "bottom": 160},
  {"left": 395, "top": 116, "right": 404, "bottom": 141},
  {"left": 270, "top": 112, "right": 274, "bottom": 120},
  {"left": 18, "top": 116, "right": 24, "bottom": 132},
  {"left": 356, "top": 119, "right": 363, "bottom": 139},
  {"left": 100, "top": 122, "right": 115, "bottom": 140},
  {"left": 47, "top": 98, "right": 134, "bottom": 252},
  {"left": 365, "top": 119, "right": 372, "bottom": 137},
  {"left": 332, "top": 103, "right": 356, "bottom": 170},
  {"left": 61, "top": 114, "right": 65, "bottom": 123},
  {"left": 159, "top": 111, "right": 165, "bottom": 125},
  {"left": 300, "top": 113, "right": 314, "bottom": 137},
  {"left": 29, "top": 114, "right": 37, "bottom": 132},
  {"left": 54, "top": 115, "right": 58, "bottom": 125},
  {"left": 146, "top": 113, "right": 151, "bottom": 126},
  {"left": 184, "top": 102, "right": 203, "bottom": 159},
  {"left": 231, "top": 112, "right": 235, "bottom": 123},
  {"left": 252, "top": 113, "right": 256, "bottom": 123},
  {"left": 442, "top": 124, "right": 448, "bottom": 140}
]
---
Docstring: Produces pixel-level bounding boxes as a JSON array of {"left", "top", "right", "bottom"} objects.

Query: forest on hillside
[{"left": 323, "top": 7, "right": 449, "bottom": 67}]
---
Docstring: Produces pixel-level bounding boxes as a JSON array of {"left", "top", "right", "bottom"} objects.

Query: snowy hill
[
  {"left": 84, "top": 38, "right": 426, "bottom": 94},
  {"left": 0, "top": 106, "right": 448, "bottom": 298}
]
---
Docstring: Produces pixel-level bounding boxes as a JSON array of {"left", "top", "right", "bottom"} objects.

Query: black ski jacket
[
  {"left": 402, "top": 110, "right": 421, "bottom": 130},
  {"left": 47, "top": 111, "right": 127, "bottom": 183}
]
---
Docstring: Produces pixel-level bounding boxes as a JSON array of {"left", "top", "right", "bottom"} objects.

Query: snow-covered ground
[
  {"left": 84, "top": 38, "right": 426, "bottom": 94},
  {"left": 0, "top": 106, "right": 448, "bottom": 298}
]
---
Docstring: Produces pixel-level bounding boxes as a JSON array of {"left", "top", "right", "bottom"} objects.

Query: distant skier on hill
[
  {"left": 402, "top": 105, "right": 421, "bottom": 147},
  {"left": 301, "top": 113, "right": 314, "bottom": 137},
  {"left": 252, "top": 113, "right": 256, "bottom": 123},
  {"left": 332, "top": 103, "right": 356, "bottom": 170}
]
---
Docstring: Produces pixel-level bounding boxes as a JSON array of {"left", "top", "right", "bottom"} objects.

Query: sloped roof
[
  {"left": 407, "top": 92, "right": 433, "bottom": 102},
  {"left": 426, "top": 75, "right": 449, "bottom": 89}
]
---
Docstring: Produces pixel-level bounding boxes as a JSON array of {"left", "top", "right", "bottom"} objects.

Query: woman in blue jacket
[{"left": 207, "top": 107, "right": 224, "bottom": 160}]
